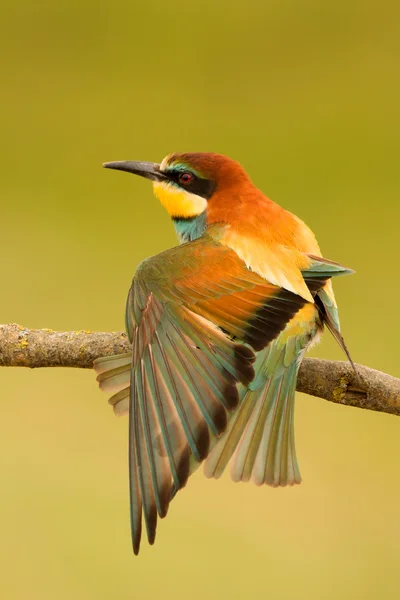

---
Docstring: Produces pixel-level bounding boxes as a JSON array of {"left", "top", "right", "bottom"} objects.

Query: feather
[
  {"left": 123, "top": 288, "right": 257, "bottom": 552},
  {"left": 205, "top": 305, "right": 321, "bottom": 487}
]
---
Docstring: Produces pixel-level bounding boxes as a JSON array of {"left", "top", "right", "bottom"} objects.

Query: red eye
[{"left": 179, "top": 172, "right": 193, "bottom": 185}]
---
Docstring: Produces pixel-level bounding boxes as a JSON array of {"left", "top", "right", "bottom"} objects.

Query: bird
[{"left": 94, "top": 152, "right": 354, "bottom": 554}]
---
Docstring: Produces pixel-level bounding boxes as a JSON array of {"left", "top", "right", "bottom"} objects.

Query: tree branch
[{"left": 1, "top": 323, "right": 399, "bottom": 416}]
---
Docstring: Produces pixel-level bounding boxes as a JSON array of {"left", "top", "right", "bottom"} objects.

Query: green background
[{"left": 1, "top": 1, "right": 399, "bottom": 598}]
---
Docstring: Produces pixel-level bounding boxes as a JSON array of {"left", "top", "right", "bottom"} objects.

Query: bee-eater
[{"left": 94, "top": 152, "right": 353, "bottom": 554}]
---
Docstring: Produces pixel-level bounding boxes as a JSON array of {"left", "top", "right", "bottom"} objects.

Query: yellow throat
[{"left": 153, "top": 181, "right": 207, "bottom": 218}]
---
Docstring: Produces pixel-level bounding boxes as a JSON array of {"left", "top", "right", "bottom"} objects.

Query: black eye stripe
[{"left": 164, "top": 169, "right": 216, "bottom": 200}]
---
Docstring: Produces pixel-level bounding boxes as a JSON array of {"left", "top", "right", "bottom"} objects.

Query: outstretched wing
[
  {"left": 127, "top": 284, "right": 256, "bottom": 553},
  {"left": 100, "top": 234, "right": 318, "bottom": 553}
]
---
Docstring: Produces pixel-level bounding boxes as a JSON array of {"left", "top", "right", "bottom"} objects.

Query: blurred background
[{"left": 1, "top": 1, "right": 399, "bottom": 598}]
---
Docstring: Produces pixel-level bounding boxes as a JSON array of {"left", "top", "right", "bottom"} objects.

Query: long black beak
[{"left": 103, "top": 160, "right": 166, "bottom": 182}]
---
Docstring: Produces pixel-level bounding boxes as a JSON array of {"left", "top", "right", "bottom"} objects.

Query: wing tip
[
  {"left": 234, "top": 345, "right": 256, "bottom": 386},
  {"left": 221, "top": 382, "right": 240, "bottom": 410},
  {"left": 197, "top": 424, "right": 211, "bottom": 462},
  {"left": 132, "top": 541, "right": 141, "bottom": 556},
  {"left": 131, "top": 523, "right": 142, "bottom": 556}
]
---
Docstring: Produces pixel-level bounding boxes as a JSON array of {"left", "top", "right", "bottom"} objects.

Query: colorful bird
[{"left": 94, "top": 152, "right": 353, "bottom": 554}]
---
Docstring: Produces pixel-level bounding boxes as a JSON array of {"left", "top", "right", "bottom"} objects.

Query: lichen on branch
[{"left": 1, "top": 323, "right": 400, "bottom": 416}]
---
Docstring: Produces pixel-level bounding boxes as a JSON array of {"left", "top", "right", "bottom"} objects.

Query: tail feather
[
  {"left": 231, "top": 378, "right": 277, "bottom": 483},
  {"left": 251, "top": 364, "right": 300, "bottom": 486},
  {"left": 204, "top": 353, "right": 302, "bottom": 487},
  {"left": 203, "top": 387, "right": 255, "bottom": 480}
]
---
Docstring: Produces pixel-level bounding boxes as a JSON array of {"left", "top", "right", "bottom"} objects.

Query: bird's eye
[{"left": 178, "top": 172, "right": 194, "bottom": 185}]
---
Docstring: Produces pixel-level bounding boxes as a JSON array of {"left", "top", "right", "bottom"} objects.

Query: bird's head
[{"left": 103, "top": 152, "right": 251, "bottom": 219}]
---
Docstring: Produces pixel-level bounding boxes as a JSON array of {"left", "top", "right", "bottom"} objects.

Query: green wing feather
[
  {"left": 305, "top": 255, "right": 356, "bottom": 371},
  {"left": 125, "top": 281, "right": 257, "bottom": 553}
]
